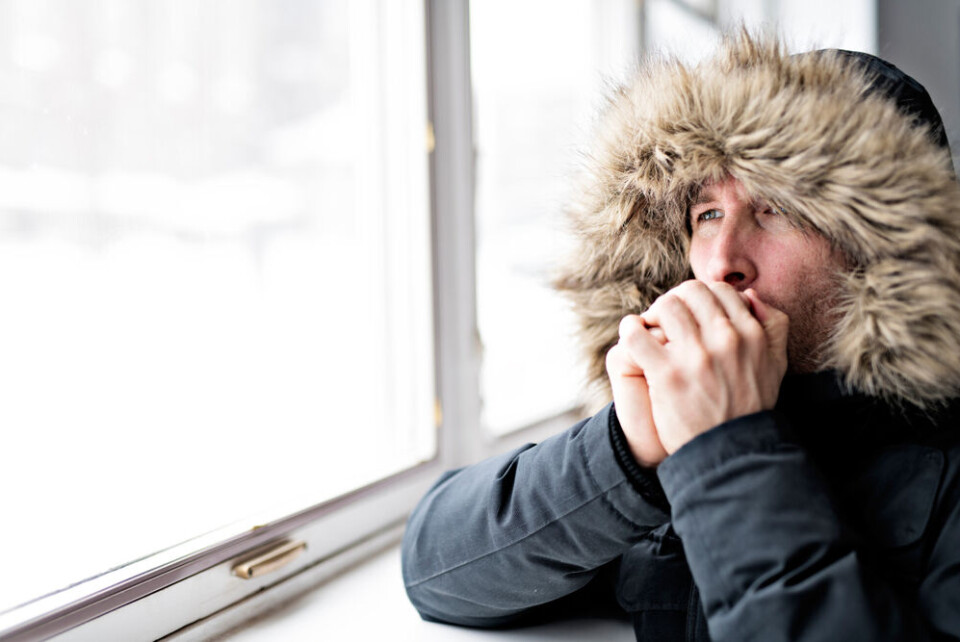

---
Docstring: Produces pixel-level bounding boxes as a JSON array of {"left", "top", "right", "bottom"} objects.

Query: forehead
[{"left": 690, "top": 176, "right": 752, "bottom": 207}]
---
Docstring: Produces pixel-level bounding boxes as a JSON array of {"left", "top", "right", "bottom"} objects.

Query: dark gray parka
[
  {"left": 403, "top": 33, "right": 960, "bottom": 641},
  {"left": 403, "top": 373, "right": 960, "bottom": 640}
]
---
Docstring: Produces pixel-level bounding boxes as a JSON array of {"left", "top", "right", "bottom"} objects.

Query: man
[{"left": 402, "top": 32, "right": 960, "bottom": 640}]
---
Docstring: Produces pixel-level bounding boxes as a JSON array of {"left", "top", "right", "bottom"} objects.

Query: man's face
[{"left": 687, "top": 176, "right": 847, "bottom": 372}]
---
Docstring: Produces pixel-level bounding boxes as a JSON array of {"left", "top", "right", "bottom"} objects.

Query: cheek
[
  {"left": 759, "top": 240, "right": 836, "bottom": 291},
  {"left": 687, "top": 241, "right": 708, "bottom": 280},
  {"left": 757, "top": 248, "right": 793, "bottom": 282}
]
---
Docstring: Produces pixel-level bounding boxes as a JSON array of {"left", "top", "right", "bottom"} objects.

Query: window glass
[
  {"left": 645, "top": 0, "right": 721, "bottom": 63},
  {"left": 470, "top": 0, "right": 641, "bottom": 434},
  {"left": 773, "top": 0, "right": 876, "bottom": 52},
  {"left": 0, "top": 0, "right": 433, "bottom": 614}
]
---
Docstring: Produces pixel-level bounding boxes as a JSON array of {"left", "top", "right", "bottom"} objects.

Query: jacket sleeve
[
  {"left": 657, "top": 410, "right": 960, "bottom": 642},
  {"left": 401, "top": 403, "right": 670, "bottom": 627}
]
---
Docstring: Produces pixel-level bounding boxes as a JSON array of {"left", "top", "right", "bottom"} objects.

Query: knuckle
[
  {"left": 659, "top": 293, "right": 683, "bottom": 313},
  {"left": 664, "top": 365, "right": 687, "bottom": 389},
  {"left": 619, "top": 314, "right": 643, "bottom": 338},
  {"left": 657, "top": 289, "right": 676, "bottom": 304},
  {"left": 676, "top": 279, "right": 704, "bottom": 296},
  {"left": 606, "top": 343, "right": 625, "bottom": 368},
  {"left": 605, "top": 344, "right": 618, "bottom": 366},
  {"left": 709, "top": 280, "right": 736, "bottom": 296},
  {"left": 690, "top": 350, "right": 713, "bottom": 376},
  {"left": 713, "top": 320, "right": 741, "bottom": 350},
  {"left": 742, "top": 322, "right": 765, "bottom": 344}
]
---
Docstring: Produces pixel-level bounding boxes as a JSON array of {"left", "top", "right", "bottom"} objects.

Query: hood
[{"left": 555, "top": 31, "right": 960, "bottom": 410}]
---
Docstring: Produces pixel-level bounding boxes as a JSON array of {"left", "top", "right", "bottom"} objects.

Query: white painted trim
[
  {"left": 38, "top": 468, "right": 438, "bottom": 642},
  {"left": 158, "top": 526, "right": 407, "bottom": 642}
]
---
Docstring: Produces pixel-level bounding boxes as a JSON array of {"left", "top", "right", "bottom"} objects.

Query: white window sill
[{"left": 210, "top": 544, "right": 635, "bottom": 641}]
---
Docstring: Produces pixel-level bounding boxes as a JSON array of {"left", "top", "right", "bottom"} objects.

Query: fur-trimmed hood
[{"left": 556, "top": 31, "right": 960, "bottom": 410}]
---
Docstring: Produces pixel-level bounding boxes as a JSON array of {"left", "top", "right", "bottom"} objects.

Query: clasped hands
[{"left": 606, "top": 280, "right": 790, "bottom": 468}]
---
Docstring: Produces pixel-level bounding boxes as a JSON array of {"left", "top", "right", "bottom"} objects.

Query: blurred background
[{"left": 1, "top": 0, "right": 956, "bottom": 632}]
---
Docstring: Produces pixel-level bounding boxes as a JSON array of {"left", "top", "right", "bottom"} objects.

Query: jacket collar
[{"left": 776, "top": 370, "right": 958, "bottom": 448}]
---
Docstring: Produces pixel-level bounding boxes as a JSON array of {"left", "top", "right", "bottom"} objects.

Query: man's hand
[
  {"left": 606, "top": 332, "right": 669, "bottom": 467},
  {"left": 610, "top": 281, "right": 789, "bottom": 459}
]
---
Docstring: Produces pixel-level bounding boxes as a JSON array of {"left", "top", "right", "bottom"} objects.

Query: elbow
[
  {"left": 403, "top": 581, "right": 525, "bottom": 629},
  {"left": 401, "top": 532, "right": 524, "bottom": 629}
]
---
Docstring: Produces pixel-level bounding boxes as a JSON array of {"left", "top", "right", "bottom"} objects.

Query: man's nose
[{"left": 704, "top": 226, "right": 757, "bottom": 288}]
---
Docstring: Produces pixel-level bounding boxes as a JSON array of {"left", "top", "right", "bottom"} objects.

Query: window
[
  {"left": 642, "top": 0, "right": 876, "bottom": 63},
  {"left": 644, "top": 0, "right": 721, "bottom": 62},
  {"left": 470, "top": 0, "right": 642, "bottom": 434},
  {"left": 0, "top": 0, "right": 434, "bottom": 638}
]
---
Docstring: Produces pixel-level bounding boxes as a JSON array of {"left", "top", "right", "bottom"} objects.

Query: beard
[{"left": 756, "top": 268, "right": 844, "bottom": 375}]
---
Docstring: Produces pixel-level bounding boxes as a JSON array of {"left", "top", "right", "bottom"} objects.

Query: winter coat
[
  {"left": 402, "top": 373, "right": 960, "bottom": 640},
  {"left": 402, "top": 32, "right": 960, "bottom": 641}
]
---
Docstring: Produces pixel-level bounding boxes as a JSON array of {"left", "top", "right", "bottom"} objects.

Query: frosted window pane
[
  {"left": 0, "top": 0, "right": 433, "bottom": 613},
  {"left": 470, "top": 0, "right": 640, "bottom": 434}
]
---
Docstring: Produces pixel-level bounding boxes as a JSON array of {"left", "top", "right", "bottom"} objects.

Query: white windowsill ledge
[{"left": 211, "top": 544, "right": 635, "bottom": 641}]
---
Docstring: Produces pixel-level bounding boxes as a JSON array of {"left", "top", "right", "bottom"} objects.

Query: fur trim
[{"left": 555, "top": 31, "right": 960, "bottom": 410}]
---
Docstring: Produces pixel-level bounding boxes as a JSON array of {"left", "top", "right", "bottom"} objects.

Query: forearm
[
  {"left": 658, "top": 411, "right": 951, "bottom": 641},
  {"left": 401, "top": 403, "right": 669, "bottom": 626}
]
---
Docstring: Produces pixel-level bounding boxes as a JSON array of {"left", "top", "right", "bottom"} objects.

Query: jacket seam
[
  {"left": 405, "top": 482, "right": 634, "bottom": 588},
  {"left": 407, "top": 418, "right": 645, "bottom": 588}
]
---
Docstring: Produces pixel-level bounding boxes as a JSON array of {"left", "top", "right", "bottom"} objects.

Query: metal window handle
[{"left": 232, "top": 540, "right": 307, "bottom": 580}]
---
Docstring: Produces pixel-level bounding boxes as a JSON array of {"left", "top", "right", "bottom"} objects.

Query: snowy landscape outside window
[
  {"left": 470, "top": 0, "right": 641, "bottom": 434},
  {"left": 0, "top": 0, "right": 434, "bottom": 621}
]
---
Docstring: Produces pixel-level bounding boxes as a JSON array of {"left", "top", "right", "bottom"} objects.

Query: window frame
[
  {"left": 0, "top": 2, "right": 583, "bottom": 640},
  {"left": 3, "top": 467, "right": 441, "bottom": 642}
]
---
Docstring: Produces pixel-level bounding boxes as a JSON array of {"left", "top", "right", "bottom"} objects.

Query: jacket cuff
[
  {"left": 579, "top": 403, "right": 671, "bottom": 527},
  {"left": 656, "top": 410, "right": 794, "bottom": 501},
  {"left": 608, "top": 404, "right": 670, "bottom": 512}
]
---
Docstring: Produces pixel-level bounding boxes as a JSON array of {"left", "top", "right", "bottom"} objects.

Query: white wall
[{"left": 878, "top": 0, "right": 960, "bottom": 162}]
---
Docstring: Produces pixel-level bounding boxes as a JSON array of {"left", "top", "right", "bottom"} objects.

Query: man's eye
[
  {"left": 761, "top": 204, "right": 790, "bottom": 217},
  {"left": 759, "top": 205, "right": 797, "bottom": 232},
  {"left": 697, "top": 209, "right": 722, "bottom": 222}
]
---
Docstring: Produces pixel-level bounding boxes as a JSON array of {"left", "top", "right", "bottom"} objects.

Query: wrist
[{"left": 609, "top": 405, "right": 670, "bottom": 511}]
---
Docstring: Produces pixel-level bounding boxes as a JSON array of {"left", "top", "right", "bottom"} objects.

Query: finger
[
  {"left": 639, "top": 292, "right": 702, "bottom": 346},
  {"left": 649, "top": 281, "right": 740, "bottom": 355},
  {"left": 647, "top": 325, "right": 667, "bottom": 345},
  {"left": 618, "top": 314, "right": 669, "bottom": 370},
  {"left": 743, "top": 289, "right": 789, "bottom": 361},
  {"left": 605, "top": 344, "right": 668, "bottom": 467},
  {"left": 623, "top": 307, "right": 667, "bottom": 345},
  {"left": 704, "top": 281, "right": 767, "bottom": 348},
  {"left": 639, "top": 286, "right": 679, "bottom": 330},
  {"left": 639, "top": 283, "right": 694, "bottom": 335},
  {"left": 635, "top": 308, "right": 667, "bottom": 344},
  {"left": 654, "top": 280, "right": 730, "bottom": 335},
  {"left": 704, "top": 281, "right": 756, "bottom": 325},
  {"left": 605, "top": 341, "right": 644, "bottom": 378}
]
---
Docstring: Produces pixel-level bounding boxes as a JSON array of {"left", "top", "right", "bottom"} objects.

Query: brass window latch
[{"left": 232, "top": 540, "right": 307, "bottom": 580}]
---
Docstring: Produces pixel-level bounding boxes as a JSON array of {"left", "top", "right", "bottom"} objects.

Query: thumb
[{"left": 744, "top": 289, "right": 789, "bottom": 363}]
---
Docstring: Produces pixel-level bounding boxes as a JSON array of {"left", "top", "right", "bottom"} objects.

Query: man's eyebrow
[
  {"left": 689, "top": 192, "right": 716, "bottom": 209},
  {"left": 688, "top": 189, "right": 767, "bottom": 210}
]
